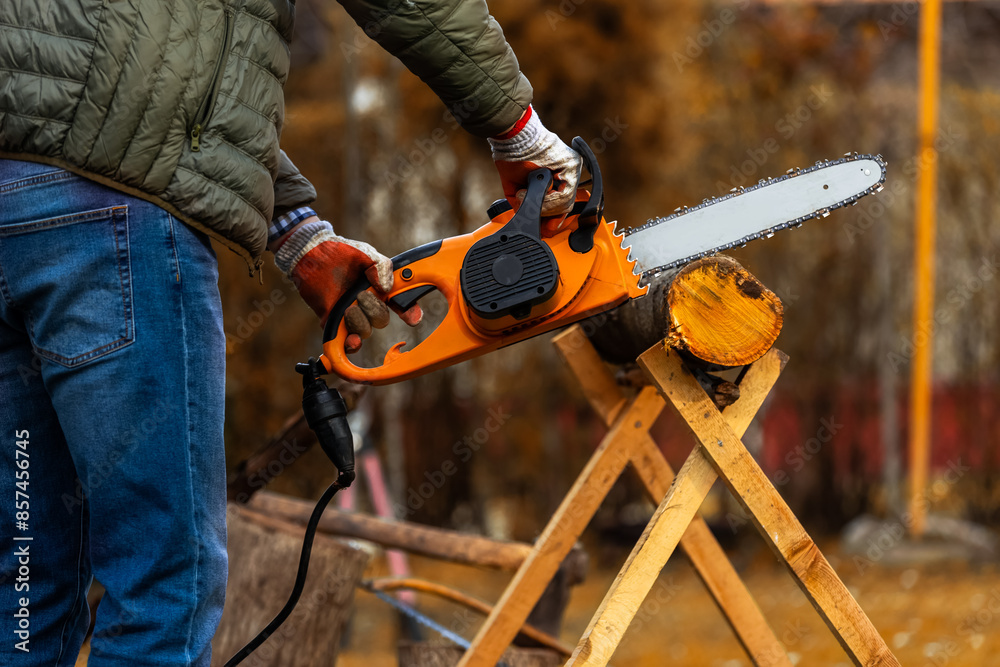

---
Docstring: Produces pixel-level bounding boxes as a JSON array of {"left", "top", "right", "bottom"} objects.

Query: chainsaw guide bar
[{"left": 623, "top": 153, "right": 887, "bottom": 285}]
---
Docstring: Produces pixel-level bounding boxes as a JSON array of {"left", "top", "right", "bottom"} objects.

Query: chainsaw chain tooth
[
  {"left": 606, "top": 220, "right": 644, "bottom": 282},
  {"left": 628, "top": 153, "right": 887, "bottom": 282}
]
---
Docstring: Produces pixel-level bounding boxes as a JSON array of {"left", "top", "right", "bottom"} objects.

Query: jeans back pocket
[{"left": 0, "top": 206, "right": 134, "bottom": 367}]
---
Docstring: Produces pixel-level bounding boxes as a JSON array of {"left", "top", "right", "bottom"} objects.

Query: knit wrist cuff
[
  {"left": 488, "top": 106, "right": 544, "bottom": 159},
  {"left": 274, "top": 220, "right": 336, "bottom": 275}
]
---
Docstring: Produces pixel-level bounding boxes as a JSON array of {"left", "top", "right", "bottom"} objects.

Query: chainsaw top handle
[{"left": 568, "top": 137, "right": 604, "bottom": 252}]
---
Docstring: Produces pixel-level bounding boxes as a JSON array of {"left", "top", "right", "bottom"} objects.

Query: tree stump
[
  {"left": 210, "top": 505, "right": 369, "bottom": 667},
  {"left": 398, "top": 642, "right": 561, "bottom": 667},
  {"left": 585, "top": 255, "right": 783, "bottom": 367}
]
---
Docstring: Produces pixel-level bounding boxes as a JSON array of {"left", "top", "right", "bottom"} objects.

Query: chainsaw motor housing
[{"left": 460, "top": 170, "right": 559, "bottom": 323}]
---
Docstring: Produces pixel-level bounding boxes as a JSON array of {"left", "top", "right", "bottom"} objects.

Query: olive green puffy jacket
[{"left": 0, "top": 0, "right": 531, "bottom": 268}]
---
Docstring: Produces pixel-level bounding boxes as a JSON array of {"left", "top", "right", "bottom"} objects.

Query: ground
[
  {"left": 72, "top": 538, "right": 1000, "bottom": 665},
  {"left": 337, "top": 540, "right": 1000, "bottom": 667}
]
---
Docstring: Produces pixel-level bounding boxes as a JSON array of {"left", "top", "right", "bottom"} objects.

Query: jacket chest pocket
[{"left": 0, "top": 206, "right": 134, "bottom": 367}]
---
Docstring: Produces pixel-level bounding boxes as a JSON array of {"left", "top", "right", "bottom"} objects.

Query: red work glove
[
  {"left": 274, "top": 220, "right": 422, "bottom": 353},
  {"left": 489, "top": 105, "right": 583, "bottom": 235}
]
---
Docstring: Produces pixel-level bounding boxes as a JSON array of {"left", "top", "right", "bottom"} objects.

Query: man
[{"left": 0, "top": 0, "right": 581, "bottom": 664}]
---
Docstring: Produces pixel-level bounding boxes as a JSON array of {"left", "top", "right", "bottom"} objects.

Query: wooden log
[
  {"left": 585, "top": 255, "right": 783, "bottom": 367},
  {"left": 211, "top": 505, "right": 370, "bottom": 667},
  {"left": 246, "top": 490, "right": 534, "bottom": 570}
]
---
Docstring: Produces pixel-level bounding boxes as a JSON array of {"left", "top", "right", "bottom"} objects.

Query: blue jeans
[{"left": 0, "top": 160, "right": 228, "bottom": 665}]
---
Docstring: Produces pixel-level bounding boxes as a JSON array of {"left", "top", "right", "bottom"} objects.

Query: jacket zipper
[{"left": 190, "top": 9, "right": 235, "bottom": 152}]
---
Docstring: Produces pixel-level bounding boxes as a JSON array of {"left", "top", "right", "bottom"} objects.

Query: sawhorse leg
[{"left": 567, "top": 343, "right": 899, "bottom": 667}]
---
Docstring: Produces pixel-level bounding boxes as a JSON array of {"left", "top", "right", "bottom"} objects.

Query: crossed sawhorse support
[{"left": 455, "top": 325, "right": 899, "bottom": 667}]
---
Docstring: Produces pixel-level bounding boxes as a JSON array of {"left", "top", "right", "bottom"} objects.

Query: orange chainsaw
[{"left": 320, "top": 139, "right": 885, "bottom": 385}]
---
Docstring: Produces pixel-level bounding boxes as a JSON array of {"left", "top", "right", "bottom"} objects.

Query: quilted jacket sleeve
[
  {"left": 337, "top": 0, "right": 533, "bottom": 137},
  {"left": 272, "top": 149, "right": 318, "bottom": 220},
  {"left": 273, "top": 0, "right": 532, "bottom": 218}
]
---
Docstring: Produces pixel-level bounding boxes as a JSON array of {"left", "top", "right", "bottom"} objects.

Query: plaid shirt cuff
[{"left": 268, "top": 206, "right": 318, "bottom": 246}]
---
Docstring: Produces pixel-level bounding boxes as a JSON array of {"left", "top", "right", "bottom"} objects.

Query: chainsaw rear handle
[{"left": 322, "top": 239, "right": 444, "bottom": 347}]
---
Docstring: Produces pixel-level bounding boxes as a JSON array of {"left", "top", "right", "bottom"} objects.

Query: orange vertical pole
[{"left": 908, "top": 0, "right": 942, "bottom": 538}]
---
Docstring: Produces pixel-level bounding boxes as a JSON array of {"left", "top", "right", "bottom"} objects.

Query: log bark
[
  {"left": 586, "top": 255, "right": 783, "bottom": 367},
  {"left": 211, "top": 506, "right": 369, "bottom": 667}
]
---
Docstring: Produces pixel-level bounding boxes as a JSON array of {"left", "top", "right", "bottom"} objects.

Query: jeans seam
[
  {"left": 179, "top": 263, "right": 200, "bottom": 664},
  {"left": 167, "top": 212, "right": 181, "bottom": 282},
  {"left": 0, "top": 168, "right": 75, "bottom": 193},
  {"left": 29, "top": 337, "right": 133, "bottom": 367},
  {"left": 0, "top": 205, "right": 127, "bottom": 237},
  {"left": 115, "top": 207, "right": 135, "bottom": 346},
  {"left": 54, "top": 491, "right": 88, "bottom": 665},
  {"left": 0, "top": 259, "right": 13, "bottom": 308}
]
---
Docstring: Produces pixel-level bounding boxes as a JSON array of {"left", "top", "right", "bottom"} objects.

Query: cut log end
[
  {"left": 585, "top": 255, "right": 782, "bottom": 368},
  {"left": 666, "top": 256, "right": 783, "bottom": 367}
]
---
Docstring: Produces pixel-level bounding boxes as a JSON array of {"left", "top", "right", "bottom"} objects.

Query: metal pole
[{"left": 908, "top": 0, "right": 943, "bottom": 538}]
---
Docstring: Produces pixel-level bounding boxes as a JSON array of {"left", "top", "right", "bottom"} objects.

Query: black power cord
[{"left": 224, "top": 359, "right": 356, "bottom": 667}]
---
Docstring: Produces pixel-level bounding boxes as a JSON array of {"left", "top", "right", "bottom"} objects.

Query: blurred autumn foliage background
[{"left": 219, "top": 0, "right": 1000, "bottom": 542}]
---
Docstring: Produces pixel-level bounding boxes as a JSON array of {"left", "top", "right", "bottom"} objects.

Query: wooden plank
[
  {"left": 715, "top": 348, "right": 789, "bottom": 435},
  {"left": 567, "top": 346, "right": 785, "bottom": 666},
  {"left": 555, "top": 328, "right": 790, "bottom": 665},
  {"left": 457, "top": 388, "right": 665, "bottom": 667},
  {"left": 568, "top": 437, "right": 720, "bottom": 666},
  {"left": 633, "top": 437, "right": 792, "bottom": 666},
  {"left": 642, "top": 346, "right": 900, "bottom": 667}
]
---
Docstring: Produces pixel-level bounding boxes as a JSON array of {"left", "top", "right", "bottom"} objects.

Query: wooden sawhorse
[{"left": 457, "top": 325, "right": 898, "bottom": 667}]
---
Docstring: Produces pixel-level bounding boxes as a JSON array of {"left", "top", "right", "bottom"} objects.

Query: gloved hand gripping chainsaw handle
[{"left": 320, "top": 138, "right": 646, "bottom": 385}]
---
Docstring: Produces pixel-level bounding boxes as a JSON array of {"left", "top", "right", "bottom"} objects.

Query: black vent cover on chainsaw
[{"left": 461, "top": 170, "right": 559, "bottom": 320}]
